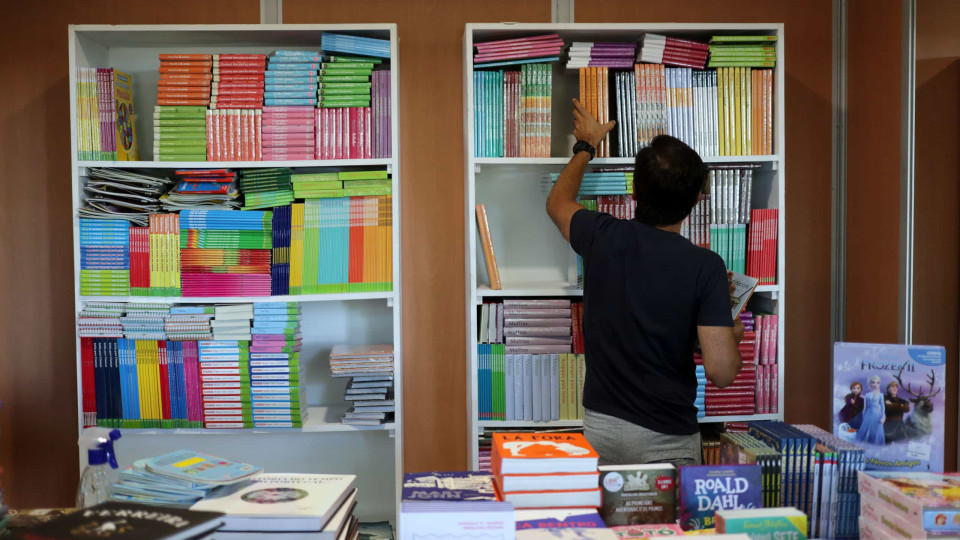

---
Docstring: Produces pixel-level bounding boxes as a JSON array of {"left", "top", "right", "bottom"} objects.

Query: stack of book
[
  {"left": 79, "top": 218, "right": 130, "bottom": 297},
  {"left": 154, "top": 106, "right": 208, "bottom": 161},
  {"left": 270, "top": 207, "right": 291, "bottom": 295},
  {"left": 317, "top": 57, "right": 377, "bottom": 159},
  {"left": 179, "top": 210, "right": 273, "bottom": 297},
  {"left": 371, "top": 69, "right": 392, "bottom": 158},
  {"left": 477, "top": 427, "right": 578, "bottom": 473},
  {"left": 238, "top": 168, "right": 295, "bottom": 209},
  {"left": 636, "top": 33, "right": 708, "bottom": 68},
  {"left": 261, "top": 106, "right": 316, "bottom": 161},
  {"left": 162, "top": 171, "right": 241, "bottom": 211},
  {"left": 291, "top": 171, "right": 343, "bottom": 198},
  {"left": 473, "top": 33, "right": 564, "bottom": 68},
  {"left": 794, "top": 424, "right": 864, "bottom": 539},
  {"left": 211, "top": 304, "right": 253, "bottom": 341},
  {"left": 491, "top": 432, "right": 601, "bottom": 509},
  {"left": 747, "top": 208, "right": 778, "bottom": 285},
  {"left": 266, "top": 50, "right": 320, "bottom": 107},
  {"left": 694, "top": 314, "right": 756, "bottom": 417},
  {"left": 78, "top": 302, "right": 124, "bottom": 338},
  {"left": 199, "top": 338, "right": 252, "bottom": 428},
  {"left": 211, "top": 53, "right": 266, "bottom": 111},
  {"left": 858, "top": 471, "right": 959, "bottom": 540},
  {"left": 708, "top": 35, "right": 777, "bottom": 68},
  {"left": 158, "top": 54, "right": 212, "bottom": 107},
  {"left": 166, "top": 305, "right": 215, "bottom": 341},
  {"left": 194, "top": 473, "right": 358, "bottom": 539},
  {"left": 694, "top": 364, "right": 706, "bottom": 418},
  {"left": 401, "top": 501, "right": 513, "bottom": 540},
  {"left": 474, "top": 64, "right": 552, "bottom": 157},
  {"left": 328, "top": 345, "right": 395, "bottom": 425},
  {"left": 111, "top": 449, "right": 260, "bottom": 507},
  {"left": 250, "top": 302, "right": 305, "bottom": 428},
  {"left": 402, "top": 471, "right": 497, "bottom": 502},
  {"left": 567, "top": 42, "right": 635, "bottom": 69},
  {"left": 322, "top": 33, "right": 391, "bottom": 59},
  {"left": 120, "top": 302, "right": 170, "bottom": 340},
  {"left": 548, "top": 171, "right": 632, "bottom": 196},
  {"left": 79, "top": 167, "right": 168, "bottom": 226}
]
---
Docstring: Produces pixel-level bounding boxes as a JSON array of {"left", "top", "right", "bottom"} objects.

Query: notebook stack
[
  {"left": 166, "top": 305, "right": 215, "bottom": 341},
  {"left": 694, "top": 364, "right": 706, "bottom": 418},
  {"left": 708, "top": 35, "right": 777, "bottom": 68},
  {"left": 261, "top": 106, "right": 317, "bottom": 161},
  {"left": 80, "top": 167, "right": 167, "bottom": 227},
  {"left": 111, "top": 449, "right": 261, "bottom": 507},
  {"left": 266, "top": 50, "right": 320, "bottom": 107},
  {"left": 199, "top": 338, "right": 252, "bottom": 428},
  {"left": 238, "top": 168, "right": 295, "bottom": 209},
  {"left": 77, "top": 302, "right": 125, "bottom": 338},
  {"left": 322, "top": 33, "right": 391, "bottom": 59},
  {"left": 566, "top": 42, "right": 635, "bottom": 69},
  {"left": 328, "top": 345, "right": 395, "bottom": 426},
  {"left": 212, "top": 304, "right": 253, "bottom": 341},
  {"left": 491, "top": 432, "right": 601, "bottom": 509},
  {"left": 164, "top": 168, "right": 241, "bottom": 212},
  {"left": 636, "top": 33, "right": 708, "bottom": 69},
  {"left": 291, "top": 172, "right": 343, "bottom": 199},
  {"left": 211, "top": 53, "right": 267, "bottom": 111},
  {"left": 179, "top": 210, "right": 273, "bottom": 297},
  {"left": 155, "top": 55, "right": 209, "bottom": 161},
  {"left": 473, "top": 33, "right": 564, "bottom": 68},
  {"left": 270, "top": 206, "right": 291, "bottom": 296},
  {"left": 120, "top": 303, "right": 170, "bottom": 340},
  {"left": 250, "top": 302, "right": 305, "bottom": 428},
  {"left": 193, "top": 473, "right": 357, "bottom": 539},
  {"left": 79, "top": 218, "right": 130, "bottom": 297}
]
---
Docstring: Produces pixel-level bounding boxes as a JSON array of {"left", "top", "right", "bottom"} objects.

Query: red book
[
  {"left": 162, "top": 61, "right": 214, "bottom": 68},
  {"left": 81, "top": 338, "right": 96, "bottom": 426},
  {"left": 158, "top": 342, "right": 172, "bottom": 421},
  {"left": 159, "top": 54, "right": 212, "bottom": 61},
  {"left": 159, "top": 65, "right": 211, "bottom": 74}
]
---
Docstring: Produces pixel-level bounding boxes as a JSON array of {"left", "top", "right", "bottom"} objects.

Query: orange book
[
  {"left": 766, "top": 70, "right": 774, "bottom": 154},
  {"left": 494, "top": 483, "right": 602, "bottom": 509},
  {"left": 491, "top": 432, "right": 599, "bottom": 475},
  {"left": 159, "top": 66, "right": 212, "bottom": 74},
  {"left": 162, "top": 61, "right": 213, "bottom": 68},
  {"left": 157, "top": 99, "right": 209, "bottom": 106},
  {"left": 475, "top": 204, "right": 502, "bottom": 290},
  {"left": 157, "top": 91, "right": 211, "bottom": 99},
  {"left": 159, "top": 54, "right": 212, "bottom": 61},
  {"left": 160, "top": 73, "right": 213, "bottom": 80}
]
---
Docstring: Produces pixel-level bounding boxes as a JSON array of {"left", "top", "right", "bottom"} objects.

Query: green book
[
  {"left": 327, "top": 56, "right": 383, "bottom": 64},
  {"left": 156, "top": 146, "right": 207, "bottom": 154},
  {"left": 295, "top": 181, "right": 343, "bottom": 190},
  {"left": 708, "top": 61, "right": 776, "bottom": 68},
  {"left": 716, "top": 508, "right": 807, "bottom": 540},
  {"left": 319, "top": 100, "right": 370, "bottom": 108},
  {"left": 321, "top": 62, "right": 376, "bottom": 70},
  {"left": 709, "top": 45, "right": 776, "bottom": 52},
  {"left": 157, "top": 139, "right": 208, "bottom": 147},
  {"left": 319, "top": 68, "right": 373, "bottom": 76},
  {"left": 153, "top": 105, "right": 208, "bottom": 113},
  {"left": 318, "top": 87, "right": 372, "bottom": 96},
  {"left": 292, "top": 172, "right": 340, "bottom": 182},
  {"left": 317, "top": 75, "right": 371, "bottom": 83},
  {"left": 711, "top": 35, "right": 778, "bottom": 42},
  {"left": 156, "top": 126, "right": 207, "bottom": 133},
  {"left": 340, "top": 180, "right": 390, "bottom": 188},
  {"left": 339, "top": 170, "right": 388, "bottom": 180},
  {"left": 342, "top": 186, "right": 391, "bottom": 197},
  {"left": 156, "top": 119, "right": 206, "bottom": 126}
]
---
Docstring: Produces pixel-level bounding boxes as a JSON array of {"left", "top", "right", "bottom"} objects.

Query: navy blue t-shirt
[{"left": 570, "top": 209, "right": 733, "bottom": 435}]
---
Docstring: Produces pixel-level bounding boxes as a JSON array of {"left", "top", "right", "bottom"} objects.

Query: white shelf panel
[
  {"left": 83, "top": 406, "right": 395, "bottom": 435},
  {"left": 78, "top": 159, "right": 393, "bottom": 170},
  {"left": 477, "top": 413, "right": 781, "bottom": 430},
  {"left": 477, "top": 282, "right": 582, "bottom": 298},
  {"left": 79, "top": 291, "right": 395, "bottom": 304},
  {"left": 474, "top": 155, "right": 779, "bottom": 166}
]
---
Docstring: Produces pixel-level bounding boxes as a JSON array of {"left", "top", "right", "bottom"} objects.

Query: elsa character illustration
[
  {"left": 838, "top": 381, "right": 865, "bottom": 425},
  {"left": 856, "top": 375, "right": 886, "bottom": 445}
]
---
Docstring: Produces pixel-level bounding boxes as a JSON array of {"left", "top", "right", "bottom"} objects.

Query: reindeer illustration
[{"left": 893, "top": 367, "right": 942, "bottom": 439}]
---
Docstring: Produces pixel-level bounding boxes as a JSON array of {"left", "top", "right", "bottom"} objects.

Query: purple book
[
  {"left": 677, "top": 464, "right": 762, "bottom": 531},
  {"left": 402, "top": 471, "right": 496, "bottom": 501}
]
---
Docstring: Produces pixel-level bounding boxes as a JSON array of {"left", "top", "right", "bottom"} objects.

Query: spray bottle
[{"left": 76, "top": 428, "right": 121, "bottom": 508}]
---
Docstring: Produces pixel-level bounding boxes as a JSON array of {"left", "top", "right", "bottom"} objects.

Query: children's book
[
  {"left": 608, "top": 524, "right": 685, "bottom": 538},
  {"left": 401, "top": 471, "right": 496, "bottom": 501},
  {"left": 399, "top": 501, "right": 514, "bottom": 540},
  {"left": 598, "top": 464, "right": 676, "bottom": 526},
  {"left": 832, "top": 342, "right": 947, "bottom": 471},
  {"left": 492, "top": 432, "right": 598, "bottom": 474},
  {"left": 515, "top": 509, "right": 606, "bottom": 529},
  {"left": 728, "top": 271, "right": 758, "bottom": 318},
  {"left": 716, "top": 508, "right": 807, "bottom": 540},
  {"left": 677, "top": 464, "right": 762, "bottom": 531},
  {"left": 143, "top": 450, "right": 261, "bottom": 485}
]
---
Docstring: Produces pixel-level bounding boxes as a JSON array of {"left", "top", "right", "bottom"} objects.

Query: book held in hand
[{"left": 14, "top": 501, "right": 223, "bottom": 540}]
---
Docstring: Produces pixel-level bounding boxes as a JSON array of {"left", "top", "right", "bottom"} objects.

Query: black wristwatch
[{"left": 572, "top": 140, "right": 596, "bottom": 161}]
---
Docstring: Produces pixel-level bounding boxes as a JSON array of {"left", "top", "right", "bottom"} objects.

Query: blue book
[
  {"left": 263, "top": 91, "right": 315, "bottom": 100},
  {"left": 264, "top": 98, "right": 317, "bottom": 106},
  {"left": 268, "top": 63, "right": 321, "bottom": 70},
  {"left": 264, "top": 70, "right": 319, "bottom": 79},
  {"left": 144, "top": 450, "right": 261, "bottom": 484},
  {"left": 262, "top": 77, "right": 317, "bottom": 85},
  {"left": 677, "top": 464, "right": 762, "bottom": 531},
  {"left": 272, "top": 50, "right": 321, "bottom": 57},
  {"left": 403, "top": 472, "right": 495, "bottom": 502}
]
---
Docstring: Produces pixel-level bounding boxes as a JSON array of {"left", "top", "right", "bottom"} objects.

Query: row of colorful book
[
  {"left": 478, "top": 299, "right": 583, "bottom": 353},
  {"left": 859, "top": 470, "right": 960, "bottom": 540},
  {"left": 473, "top": 64, "right": 553, "bottom": 157},
  {"left": 79, "top": 301, "right": 305, "bottom": 429},
  {"left": 328, "top": 345, "right": 395, "bottom": 426},
  {"left": 75, "top": 67, "right": 140, "bottom": 160},
  {"left": 477, "top": 348, "right": 586, "bottom": 423}
]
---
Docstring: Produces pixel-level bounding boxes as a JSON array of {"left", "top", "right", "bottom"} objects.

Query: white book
[
  {"left": 540, "top": 354, "right": 550, "bottom": 421},
  {"left": 400, "top": 501, "right": 514, "bottom": 540},
  {"left": 522, "top": 354, "right": 533, "bottom": 421},
  {"left": 480, "top": 304, "right": 489, "bottom": 343},
  {"left": 505, "top": 354, "right": 515, "bottom": 421},
  {"left": 500, "top": 488, "right": 601, "bottom": 509},
  {"left": 532, "top": 355, "right": 542, "bottom": 421},
  {"left": 514, "top": 355, "right": 524, "bottom": 420},
  {"left": 205, "top": 490, "right": 357, "bottom": 540},
  {"left": 191, "top": 474, "right": 356, "bottom": 532}
]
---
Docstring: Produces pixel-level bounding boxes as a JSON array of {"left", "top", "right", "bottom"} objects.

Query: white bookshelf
[
  {"left": 463, "top": 23, "right": 786, "bottom": 469},
  {"left": 69, "top": 24, "right": 402, "bottom": 522}
]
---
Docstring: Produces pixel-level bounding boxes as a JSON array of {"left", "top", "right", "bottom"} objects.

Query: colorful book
[
  {"left": 677, "top": 464, "right": 762, "bottom": 531},
  {"left": 598, "top": 464, "right": 676, "bottom": 526}
]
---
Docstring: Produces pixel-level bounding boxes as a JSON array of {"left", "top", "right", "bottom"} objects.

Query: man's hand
[
  {"left": 733, "top": 318, "right": 745, "bottom": 343},
  {"left": 573, "top": 98, "right": 615, "bottom": 148}
]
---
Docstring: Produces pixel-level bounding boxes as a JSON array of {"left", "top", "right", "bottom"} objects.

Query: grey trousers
[{"left": 583, "top": 408, "right": 703, "bottom": 467}]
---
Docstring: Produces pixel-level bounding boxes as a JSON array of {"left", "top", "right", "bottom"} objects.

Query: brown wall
[
  {"left": 0, "top": 0, "right": 261, "bottom": 508},
  {"left": 578, "top": 0, "right": 835, "bottom": 427},
  {"left": 915, "top": 0, "right": 960, "bottom": 471}
]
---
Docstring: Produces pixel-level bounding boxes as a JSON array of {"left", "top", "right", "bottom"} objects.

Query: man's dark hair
[{"left": 633, "top": 135, "right": 708, "bottom": 226}]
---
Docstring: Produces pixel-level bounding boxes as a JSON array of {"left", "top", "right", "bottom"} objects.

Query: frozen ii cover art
[{"left": 833, "top": 342, "right": 946, "bottom": 472}]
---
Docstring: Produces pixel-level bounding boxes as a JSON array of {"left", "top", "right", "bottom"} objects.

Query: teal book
[{"left": 716, "top": 508, "right": 807, "bottom": 540}]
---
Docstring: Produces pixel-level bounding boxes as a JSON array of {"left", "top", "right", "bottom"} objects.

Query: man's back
[{"left": 570, "top": 208, "right": 732, "bottom": 436}]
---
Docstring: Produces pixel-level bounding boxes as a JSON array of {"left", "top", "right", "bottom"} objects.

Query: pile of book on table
[
  {"left": 858, "top": 471, "right": 960, "bottom": 540},
  {"left": 492, "top": 432, "right": 600, "bottom": 509},
  {"left": 329, "top": 344, "right": 395, "bottom": 426}
]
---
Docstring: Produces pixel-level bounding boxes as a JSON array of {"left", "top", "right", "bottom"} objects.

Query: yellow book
[
  {"left": 135, "top": 341, "right": 148, "bottom": 423},
  {"left": 576, "top": 353, "right": 586, "bottom": 420},
  {"left": 732, "top": 67, "right": 742, "bottom": 156},
  {"left": 745, "top": 68, "right": 752, "bottom": 156},
  {"left": 113, "top": 70, "right": 140, "bottom": 161},
  {"left": 290, "top": 203, "right": 304, "bottom": 294}
]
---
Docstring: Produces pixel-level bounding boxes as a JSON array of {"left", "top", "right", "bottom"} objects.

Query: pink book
[
  {"left": 503, "top": 327, "right": 571, "bottom": 337},
  {"left": 364, "top": 107, "right": 372, "bottom": 159},
  {"left": 262, "top": 152, "right": 314, "bottom": 160},
  {"left": 475, "top": 40, "right": 564, "bottom": 54},
  {"left": 262, "top": 132, "right": 315, "bottom": 142},
  {"left": 263, "top": 105, "right": 314, "bottom": 113},
  {"left": 475, "top": 33, "right": 561, "bottom": 50},
  {"left": 205, "top": 111, "right": 214, "bottom": 161},
  {"left": 474, "top": 46, "right": 564, "bottom": 63},
  {"left": 262, "top": 123, "right": 315, "bottom": 132},
  {"left": 503, "top": 299, "right": 571, "bottom": 308},
  {"left": 255, "top": 111, "right": 262, "bottom": 160}
]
